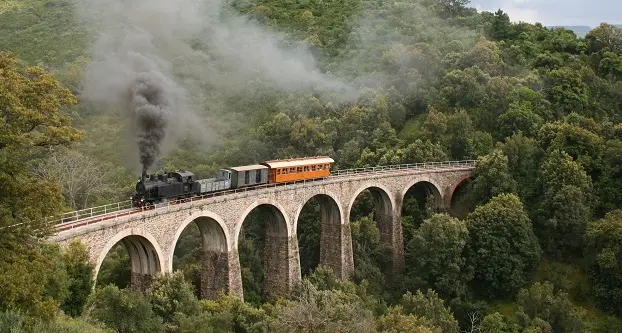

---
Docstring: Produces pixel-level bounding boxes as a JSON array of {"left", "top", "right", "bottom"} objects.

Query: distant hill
[{"left": 547, "top": 24, "right": 622, "bottom": 37}]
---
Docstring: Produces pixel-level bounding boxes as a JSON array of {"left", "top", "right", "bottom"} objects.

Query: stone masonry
[{"left": 50, "top": 165, "right": 474, "bottom": 300}]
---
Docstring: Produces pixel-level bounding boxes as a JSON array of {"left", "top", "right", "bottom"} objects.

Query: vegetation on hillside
[{"left": 2, "top": 0, "right": 622, "bottom": 331}]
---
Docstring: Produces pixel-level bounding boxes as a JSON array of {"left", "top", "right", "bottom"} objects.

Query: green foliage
[
  {"left": 585, "top": 210, "right": 622, "bottom": 316},
  {"left": 267, "top": 280, "right": 376, "bottom": 332},
  {"left": 515, "top": 282, "right": 587, "bottom": 333},
  {"left": 146, "top": 271, "right": 201, "bottom": 331},
  {"left": 4, "top": 0, "right": 622, "bottom": 330},
  {"left": 0, "top": 311, "right": 112, "bottom": 333},
  {"left": 499, "top": 132, "right": 544, "bottom": 206},
  {"left": 0, "top": 1, "right": 88, "bottom": 68},
  {"left": 399, "top": 289, "right": 460, "bottom": 333},
  {"left": 350, "top": 216, "right": 392, "bottom": 296},
  {"left": 60, "top": 241, "right": 94, "bottom": 317},
  {"left": 96, "top": 244, "right": 131, "bottom": 289},
  {"left": 535, "top": 150, "right": 592, "bottom": 259},
  {"left": 199, "top": 294, "right": 270, "bottom": 333},
  {"left": 404, "top": 214, "right": 471, "bottom": 299},
  {"left": 471, "top": 149, "right": 518, "bottom": 205},
  {"left": 465, "top": 193, "right": 541, "bottom": 299},
  {"left": 376, "top": 306, "right": 442, "bottom": 333},
  {"left": 84, "top": 285, "right": 164, "bottom": 333},
  {"left": 533, "top": 260, "right": 592, "bottom": 305},
  {"left": 296, "top": 197, "right": 322, "bottom": 277},
  {"left": 172, "top": 224, "right": 202, "bottom": 297}
]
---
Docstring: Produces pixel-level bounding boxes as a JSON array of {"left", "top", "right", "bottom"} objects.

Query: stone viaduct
[{"left": 49, "top": 161, "right": 475, "bottom": 300}]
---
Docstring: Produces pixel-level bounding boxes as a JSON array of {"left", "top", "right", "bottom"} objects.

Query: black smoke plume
[{"left": 131, "top": 72, "right": 172, "bottom": 174}]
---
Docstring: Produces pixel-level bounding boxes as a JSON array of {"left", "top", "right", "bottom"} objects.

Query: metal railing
[{"left": 52, "top": 160, "right": 476, "bottom": 231}]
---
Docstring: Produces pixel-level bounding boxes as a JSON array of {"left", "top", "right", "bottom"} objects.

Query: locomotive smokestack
[{"left": 141, "top": 170, "right": 147, "bottom": 182}]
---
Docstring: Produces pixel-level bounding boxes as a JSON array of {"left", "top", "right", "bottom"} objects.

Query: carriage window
[
  {"left": 297, "top": 167, "right": 302, "bottom": 173},
  {"left": 256, "top": 171, "right": 261, "bottom": 182},
  {"left": 290, "top": 168, "right": 296, "bottom": 173},
  {"left": 277, "top": 169, "right": 281, "bottom": 175},
  {"left": 244, "top": 171, "right": 250, "bottom": 184}
]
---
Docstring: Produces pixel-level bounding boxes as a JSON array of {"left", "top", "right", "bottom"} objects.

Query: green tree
[
  {"left": 471, "top": 149, "right": 518, "bottom": 205},
  {"left": 60, "top": 241, "right": 94, "bottom": 317},
  {"left": 146, "top": 271, "right": 201, "bottom": 331},
  {"left": 199, "top": 294, "right": 270, "bottom": 333},
  {"left": 268, "top": 280, "right": 375, "bottom": 333},
  {"left": 543, "top": 68, "right": 589, "bottom": 117},
  {"left": 498, "top": 102, "right": 544, "bottom": 139},
  {"left": 585, "top": 210, "right": 622, "bottom": 316},
  {"left": 489, "top": 10, "right": 511, "bottom": 41},
  {"left": 465, "top": 194, "right": 541, "bottom": 299},
  {"left": 404, "top": 214, "right": 471, "bottom": 299},
  {"left": 586, "top": 23, "right": 622, "bottom": 54},
  {"left": 376, "top": 306, "right": 442, "bottom": 333},
  {"left": 535, "top": 150, "right": 592, "bottom": 259},
  {"left": 350, "top": 216, "right": 392, "bottom": 296},
  {"left": 499, "top": 132, "right": 544, "bottom": 207},
  {"left": 515, "top": 282, "right": 586, "bottom": 333},
  {"left": 84, "top": 285, "right": 164, "bottom": 333},
  {"left": 399, "top": 290, "right": 460, "bottom": 333},
  {"left": 0, "top": 51, "right": 82, "bottom": 320},
  {"left": 480, "top": 312, "right": 521, "bottom": 333}
]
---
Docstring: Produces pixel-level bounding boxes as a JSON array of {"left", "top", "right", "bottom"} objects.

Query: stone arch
[
  {"left": 170, "top": 211, "right": 232, "bottom": 299},
  {"left": 293, "top": 190, "right": 343, "bottom": 231},
  {"left": 400, "top": 176, "right": 444, "bottom": 212},
  {"left": 234, "top": 199, "right": 291, "bottom": 249},
  {"left": 95, "top": 228, "right": 165, "bottom": 290},
  {"left": 236, "top": 199, "right": 294, "bottom": 300},
  {"left": 170, "top": 211, "right": 231, "bottom": 272},
  {"left": 348, "top": 183, "right": 396, "bottom": 272},
  {"left": 448, "top": 174, "right": 473, "bottom": 206},
  {"left": 448, "top": 174, "right": 475, "bottom": 218},
  {"left": 293, "top": 192, "right": 344, "bottom": 278},
  {"left": 348, "top": 183, "right": 395, "bottom": 220}
]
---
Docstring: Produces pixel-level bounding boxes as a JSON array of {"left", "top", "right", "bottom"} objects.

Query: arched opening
[
  {"left": 238, "top": 204, "right": 289, "bottom": 305},
  {"left": 172, "top": 215, "right": 229, "bottom": 299},
  {"left": 401, "top": 181, "right": 442, "bottom": 246},
  {"left": 95, "top": 234, "right": 162, "bottom": 291},
  {"left": 349, "top": 187, "right": 394, "bottom": 294},
  {"left": 449, "top": 177, "right": 475, "bottom": 219},
  {"left": 296, "top": 194, "right": 342, "bottom": 277},
  {"left": 96, "top": 244, "right": 131, "bottom": 289}
]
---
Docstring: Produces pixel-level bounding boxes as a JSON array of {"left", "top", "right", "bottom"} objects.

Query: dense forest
[{"left": 2, "top": 0, "right": 622, "bottom": 332}]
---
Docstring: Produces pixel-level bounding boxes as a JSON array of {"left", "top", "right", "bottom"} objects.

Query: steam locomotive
[{"left": 131, "top": 156, "right": 334, "bottom": 207}]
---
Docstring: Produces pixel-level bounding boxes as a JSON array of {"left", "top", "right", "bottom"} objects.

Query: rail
[{"left": 51, "top": 160, "right": 476, "bottom": 231}]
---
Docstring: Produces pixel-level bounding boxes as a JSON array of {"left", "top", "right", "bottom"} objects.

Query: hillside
[{"left": 2, "top": 0, "right": 622, "bottom": 332}]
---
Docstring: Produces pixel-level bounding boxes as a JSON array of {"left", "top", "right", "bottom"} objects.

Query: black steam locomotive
[{"left": 132, "top": 171, "right": 200, "bottom": 207}]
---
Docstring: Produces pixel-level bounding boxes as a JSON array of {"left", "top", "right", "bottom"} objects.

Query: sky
[{"left": 469, "top": 0, "right": 621, "bottom": 27}]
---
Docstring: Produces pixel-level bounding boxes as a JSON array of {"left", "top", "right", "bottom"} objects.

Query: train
[{"left": 131, "top": 156, "right": 335, "bottom": 207}]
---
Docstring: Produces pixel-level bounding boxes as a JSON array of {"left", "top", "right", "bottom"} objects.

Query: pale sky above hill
[{"left": 469, "top": 0, "right": 621, "bottom": 27}]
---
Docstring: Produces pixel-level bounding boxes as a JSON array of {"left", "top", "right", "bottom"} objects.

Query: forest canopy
[{"left": 2, "top": 0, "right": 622, "bottom": 332}]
